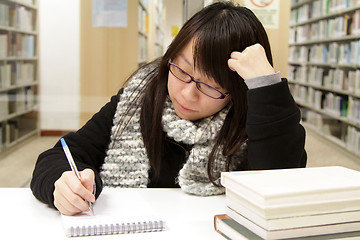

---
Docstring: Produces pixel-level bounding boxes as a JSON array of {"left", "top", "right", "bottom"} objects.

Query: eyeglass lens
[{"left": 169, "top": 62, "right": 224, "bottom": 99}]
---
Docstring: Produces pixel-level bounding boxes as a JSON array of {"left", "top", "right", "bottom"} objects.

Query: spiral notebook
[{"left": 61, "top": 190, "right": 166, "bottom": 237}]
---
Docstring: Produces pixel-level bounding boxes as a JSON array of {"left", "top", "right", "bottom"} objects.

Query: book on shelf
[
  {"left": 8, "top": 90, "right": 24, "bottom": 114},
  {"left": 8, "top": 33, "right": 35, "bottom": 58},
  {"left": 6, "top": 120, "right": 19, "bottom": 143},
  {"left": 16, "top": 6, "right": 34, "bottom": 31},
  {"left": 0, "top": 123, "right": 3, "bottom": 150},
  {"left": 61, "top": 190, "right": 165, "bottom": 237},
  {"left": 0, "top": 62, "right": 35, "bottom": 87},
  {"left": 347, "top": 69, "right": 360, "bottom": 93},
  {"left": 298, "top": 43, "right": 334, "bottom": 65},
  {"left": 0, "top": 3, "right": 10, "bottom": 27},
  {"left": 307, "top": 66, "right": 323, "bottom": 86},
  {"left": 138, "top": 3, "right": 148, "bottom": 34},
  {"left": 350, "top": 40, "right": 360, "bottom": 66},
  {"left": 338, "top": 43, "right": 350, "bottom": 65},
  {"left": 347, "top": 97, "right": 360, "bottom": 123},
  {"left": 353, "top": 9, "right": 360, "bottom": 35},
  {"left": 6, "top": 87, "right": 35, "bottom": 114},
  {"left": 323, "top": 93, "right": 348, "bottom": 117},
  {"left": 138, "top": 35, "right": 147, "bottom": 63},
  {"left": 0, "top": 93, "right": 9, "bottom": 118},
  {"left": 0, "top": 64, "right": 11, "bottom": 88},
  {"left": 0, "top": 4, "right": 36, "bottom": 58},
  {"left": 17, "top": 0, "right": 36, "bottom": 6},
  {"left": 290, "top": 67, "right": 360, "bottom": 95},
  {"left": 291, "top": 11, "right": 360, "bottom": 45},
  {"left": 304, "top": 110, "right": 324, "bottom": 130},
  {"left": 24, "top": 87, "right": 35, "bottom": 109},
  {"left": 0, "top": 34, "right": 8, "bottom": 58},
  {"left": 14, "top": 62, "right": 35, "bottom": 85},
  {"left": 347, "top": 125, "right": 360, "bottom": 154},
  {"left": 4, "top": 4, "right": 35, "bottom": 32}
]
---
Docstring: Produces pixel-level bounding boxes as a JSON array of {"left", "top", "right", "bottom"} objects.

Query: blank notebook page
[{"left": 61, "top": 190, "right": 165, "bottom": 237}]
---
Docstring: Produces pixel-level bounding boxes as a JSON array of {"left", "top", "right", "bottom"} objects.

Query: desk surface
[{"left": 1, "top": 188, "right": 225, "bottom": 239}]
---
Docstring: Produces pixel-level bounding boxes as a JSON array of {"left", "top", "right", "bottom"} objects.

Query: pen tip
[{"left": 89, "top": 203, "right": 94, "bottom": 216}]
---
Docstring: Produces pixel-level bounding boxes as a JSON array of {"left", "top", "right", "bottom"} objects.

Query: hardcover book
[
  {"left": 221, "top": 166, "right": 360, "bottom": 211},
  {"left": 214, "top": 214, "right": 360, "bottom": 240}
]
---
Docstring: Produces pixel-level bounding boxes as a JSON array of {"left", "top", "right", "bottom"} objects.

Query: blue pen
[{"left": 60, "top": 138, "right": 94, "bottom": 215}]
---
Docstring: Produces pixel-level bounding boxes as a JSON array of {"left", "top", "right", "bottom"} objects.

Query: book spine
[
  {"left": 346, "top": 125, "right": 360, "bottom": 155},
  {"left": 214, "top": 215, "right": 233, "bottom": 240},
  {"left": 0, "top": 123, "right": 3, "bottom": 150},
  {"left": 214, "top": 214, "right": 258, "bottom": 240}
]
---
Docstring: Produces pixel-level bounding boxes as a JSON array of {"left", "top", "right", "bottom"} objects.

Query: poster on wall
[
  {"left": 244, "top": 0, "right": 279, "bottom": 29},
  {"left": 92, "top": 0, "right": 128, "bottom": 27}
]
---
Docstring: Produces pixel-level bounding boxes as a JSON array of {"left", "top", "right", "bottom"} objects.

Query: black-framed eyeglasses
[{"left": 167, "top": 60, "right": 229, "bottom": 99}]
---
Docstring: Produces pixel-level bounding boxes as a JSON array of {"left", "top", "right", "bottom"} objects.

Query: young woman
[{"left": 31, "top": 2, "right": 307, "bottom": 215}]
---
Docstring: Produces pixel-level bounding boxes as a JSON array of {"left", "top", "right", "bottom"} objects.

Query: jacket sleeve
[
  {"left": 245, "top": 79, "right": 307, "bottom": 170},
  {"left": 30, "top": 91, "right": 121, "bottom": 208}
]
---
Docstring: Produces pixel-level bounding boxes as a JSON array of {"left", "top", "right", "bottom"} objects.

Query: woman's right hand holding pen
[{"left": 53, "top": 168, "right": 95, "bottom": 216}]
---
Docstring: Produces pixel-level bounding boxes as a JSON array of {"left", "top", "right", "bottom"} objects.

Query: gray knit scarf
[{"left": 100, "top": 64, "right": 244, "bottom": 196}]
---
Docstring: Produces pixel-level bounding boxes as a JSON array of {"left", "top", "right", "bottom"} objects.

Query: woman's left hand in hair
[{"left": 227, "top": 43, "right": 275, "bottom": 80}]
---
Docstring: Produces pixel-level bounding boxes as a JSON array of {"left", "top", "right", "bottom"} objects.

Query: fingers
[
  {"left": 229, "top": 43, "right": 265, "bottom": 61},
  {"left": 54, "top": 169, "right": 95, "bottom": 215},
  {"left": 228, "top": 43, "right": 275, "bottom": 80},
  {"left": 80, "top": 169, "right": 95, "bottom": 196},
  {"left": 54, "top": 183, "right": 87, "bottom": 216}
]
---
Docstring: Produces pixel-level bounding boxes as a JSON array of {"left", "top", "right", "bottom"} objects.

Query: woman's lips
[{"left": 177, "top": 101, "right": 196, "bottom": 113}]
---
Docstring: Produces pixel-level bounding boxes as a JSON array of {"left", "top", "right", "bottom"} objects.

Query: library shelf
[
  {"left": 138, "top": 0, "right": 164, "bottom": 66},
  {"left": 0, "top": 0, "right": 39, "bottom": 155},
  {"left": 289, "top": 0, "right": 360, "bottom": 158},
  {"left": 138, "top": 0, "right": 149, "bottom": 66}
]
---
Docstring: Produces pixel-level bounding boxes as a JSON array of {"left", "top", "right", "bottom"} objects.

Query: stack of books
[{"left": 214, "top": 166, "right": 360, "bottom": 240}]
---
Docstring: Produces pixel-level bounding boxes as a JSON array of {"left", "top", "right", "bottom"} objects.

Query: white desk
[{"left": 1, "top": 188, "right": 226, "bottom": 240}]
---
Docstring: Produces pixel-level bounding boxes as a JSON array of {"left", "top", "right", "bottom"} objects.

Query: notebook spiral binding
[{"left": 69, "top": 220, "right": 166, "bottom": 237}]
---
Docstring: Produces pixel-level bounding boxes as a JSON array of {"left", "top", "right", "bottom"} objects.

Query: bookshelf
[
  {"left": 0, "top": 0, "right": 38, "bottom": 154},
  {"left": 288, "top": 0, "right": 360, "bottom": 157},
  {"left": 138, "top": 0, "right": 148, "bottom": 66},
  {"left": 145, "top": 0, "right": 164, "bottom": 62},
  {"left": 138, "top": 0, "right": 165, "bottom": 66},
  {"left": 152, "top": 0, "right": 164, "bottom": 59}
]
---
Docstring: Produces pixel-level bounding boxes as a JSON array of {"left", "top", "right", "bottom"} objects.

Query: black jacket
[{"left": 30, "top": 79, "right": 307, "bottom": 208}]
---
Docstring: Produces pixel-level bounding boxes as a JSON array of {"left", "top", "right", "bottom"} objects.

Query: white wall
[
  {"left": 39, "top": 0, "right": 80, "bottom": 131},
  {"left": 38, "top": 0, "right": 183, "bottom": 131}
]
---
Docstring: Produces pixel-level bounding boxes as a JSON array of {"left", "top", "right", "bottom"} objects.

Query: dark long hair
[{"left": 137, "top": 2, "right": 273, "bottom": 184}]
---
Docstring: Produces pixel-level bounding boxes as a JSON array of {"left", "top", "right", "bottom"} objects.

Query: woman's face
[{"left": 167, "top": 40, "right": 231, "bottom": 121}]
